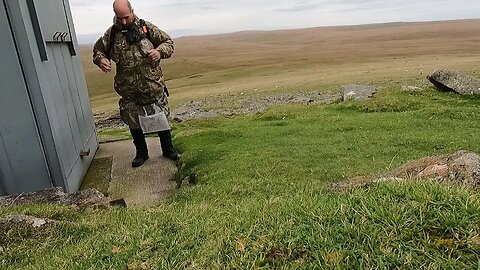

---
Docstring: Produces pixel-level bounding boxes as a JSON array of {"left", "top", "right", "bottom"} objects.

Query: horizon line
[{"left": 77, "top": 17, "right": 480, "bottom": 44}]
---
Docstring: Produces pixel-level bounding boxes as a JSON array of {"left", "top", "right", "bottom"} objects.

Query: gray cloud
[
  {"left": 69, "top": 0, "right": 105, "bottom": 7},
  {"left": 158, "top": 0, "right": 219, "bottom": 10},
  {"left": 69, "top": 0, "right": 480, "bottom": 37},
  {"left": 276, "top": 1, "right": 322, "bottom": 12}
]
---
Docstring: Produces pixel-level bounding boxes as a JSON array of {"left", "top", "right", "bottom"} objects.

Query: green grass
[
  {"left": 97, "top": 128, "right": 131, "bottom": 142},
  {"left": 1, "top": 87, "right": 480, "bottom": 269},
  {"left": 80, "top": 157, "right": 113, "bottom": 195}
]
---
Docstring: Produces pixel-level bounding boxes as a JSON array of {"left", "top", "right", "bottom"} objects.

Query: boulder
[
  {"left": 387, "top": 150, "right": 480, "bottom": 186},
  {"left": 342, "top": 84, "right": 377, "bottom": 101},
  {"left": 427, "top": 69, "right": 480, "bottom": 95}
]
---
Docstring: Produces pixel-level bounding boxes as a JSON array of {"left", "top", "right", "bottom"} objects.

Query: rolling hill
[{"left": 80, "top": 19, "right": 480, "bottom": 113}]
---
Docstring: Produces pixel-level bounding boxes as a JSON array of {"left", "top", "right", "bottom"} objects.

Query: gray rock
[
  {"left": 427, "top": 69, "right": 480, "bottom": 95},
  {"left": 388, "top": 150, "right": 480, "bottom": 186},
  {"left": 342, "top": 84, "right": 377, "bottom": 101},
  {"left": 169, "top": 91, "right": 341, "bottom": 122},
  {"left": 401, "top": 86, "right": 424, "bottom": 92},
  {"left": 0, "top": 187, "right": 68, "bottom": 206},
  {"left": 0, "top": 215, "right": 59, "bottom": 229},
  {"left": 69, "top": 189, "right": 110, "bottom": 207},
  {"left": 0, "top": 187, "right": 115, "bottom": 208},
  {"left": 94, "top": 112, "right": 125, "bottom": 130},
  {"left": 328, "top": 150, "right": 480, "bottom": 192}
]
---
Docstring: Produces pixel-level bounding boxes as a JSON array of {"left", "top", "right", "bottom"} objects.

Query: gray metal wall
[
  {"left": 0, "top": 1, "right": 53, "bottom": 194},
  {"left": 0, "top": 0, "right": 97, "bottom": 195},
  {"left": 0, "top": 176, "right": 4, "bottom": 196}
]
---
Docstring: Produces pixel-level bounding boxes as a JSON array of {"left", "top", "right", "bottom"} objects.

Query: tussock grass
[{"left": 1, "top": 87, "right": 479, "bottom": 269}]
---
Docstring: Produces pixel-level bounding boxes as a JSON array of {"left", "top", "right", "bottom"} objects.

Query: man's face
[{"left": 115, "top": 8, "right": 134, "bottom": 29}]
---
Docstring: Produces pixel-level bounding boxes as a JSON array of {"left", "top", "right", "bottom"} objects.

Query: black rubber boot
[
  {"left": 158, "top": 130, "right": 179, "bottom": 161},
  {"left": 130, "top": 129, "right": 149, "bottom": 167}
]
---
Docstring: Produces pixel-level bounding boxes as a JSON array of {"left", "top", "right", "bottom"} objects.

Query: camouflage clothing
[{"left": 93, "top": 16, "right": 174, "bottom": 129}]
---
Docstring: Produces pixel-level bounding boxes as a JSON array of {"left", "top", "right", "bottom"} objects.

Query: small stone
[
  {"left": 418, "top": 164, "right": 449, "bottom": 178},
  {"left": 401, "top": 86, "right": 423, "bottom": 92},
  {"left": 32, "top": 219, "right": 47, "bottom": 228}
]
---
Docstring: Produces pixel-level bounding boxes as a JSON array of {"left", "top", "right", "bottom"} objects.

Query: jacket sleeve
[
  {"left": 92, "top": 27, "right": 113, "bottom": 66},
  {"left": 146, "top": 21, "right": 174, "bottom": 59}
]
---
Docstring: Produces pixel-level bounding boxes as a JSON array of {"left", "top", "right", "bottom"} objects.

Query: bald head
[
  {"left": 113, "top": 0, "right": 131, "bottom": 11},
  {"left": 113, "top": 0, "right": 134, "bottom": 28}
]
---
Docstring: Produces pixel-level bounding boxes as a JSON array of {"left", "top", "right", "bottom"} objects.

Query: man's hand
[
  {"left": 147, "top": 49, "right": 161, "bottom": 61},
  {"left": 99, "top": 58, "right": 112, "bottom": 73}
]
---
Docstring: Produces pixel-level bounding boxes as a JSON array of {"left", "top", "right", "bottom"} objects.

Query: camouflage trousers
[{"left": 119, "top": 92, "right": 170, "bottom": 130}]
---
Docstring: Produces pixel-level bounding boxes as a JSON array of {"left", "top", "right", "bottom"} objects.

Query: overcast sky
[{"left": 69, "top": 0, "right": 479, "bottom": 39}]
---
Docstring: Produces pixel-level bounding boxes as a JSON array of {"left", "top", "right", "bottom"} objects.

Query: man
[{"left": 93, "top": 0, "right": 179, "bottom": 167}]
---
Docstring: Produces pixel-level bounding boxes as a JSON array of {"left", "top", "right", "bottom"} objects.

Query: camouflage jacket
[{"left": 93, "top": 16, "right": 174, "bottom": 105}]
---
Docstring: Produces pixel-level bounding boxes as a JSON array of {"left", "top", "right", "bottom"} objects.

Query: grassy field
[
  {"left": 82, "top": 19, "right": 480, "bottom": 113},
  {"left": 1, "top": 87, "right": 479, "bottom": 269},
  {"left": 1, "top": 20, "right": 480, "bottom": 269}
]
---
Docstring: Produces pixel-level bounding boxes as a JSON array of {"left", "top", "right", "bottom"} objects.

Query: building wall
[
  {"left": 0, "top": 0, "right": 97, "bottom": 195},
  {"left": 0, "top": 1, "right": 53, "bottom": 195}
]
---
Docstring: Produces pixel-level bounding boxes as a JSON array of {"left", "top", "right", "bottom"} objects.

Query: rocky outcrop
[
  {"left": 0, "top": 215, "right": 59, "bottom": 229},
  {"left": 171, "top": 91, "right": 340, "bottom": 122},
  {"left": 0, "top": 187, "right": 123, "bottom": 208},
  {"left": 427, "top": 70, "right": 480, "bottom": 95},
  {"left": 328, "top": 150, "right": 480, "bottom": 191},
  {"left": 342, "top": 84, "right": 378, "bottom": 101}
]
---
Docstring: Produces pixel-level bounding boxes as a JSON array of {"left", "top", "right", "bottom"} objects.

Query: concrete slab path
[{"left": 94, "top": 137, "right": 178, "bottom": 207}]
